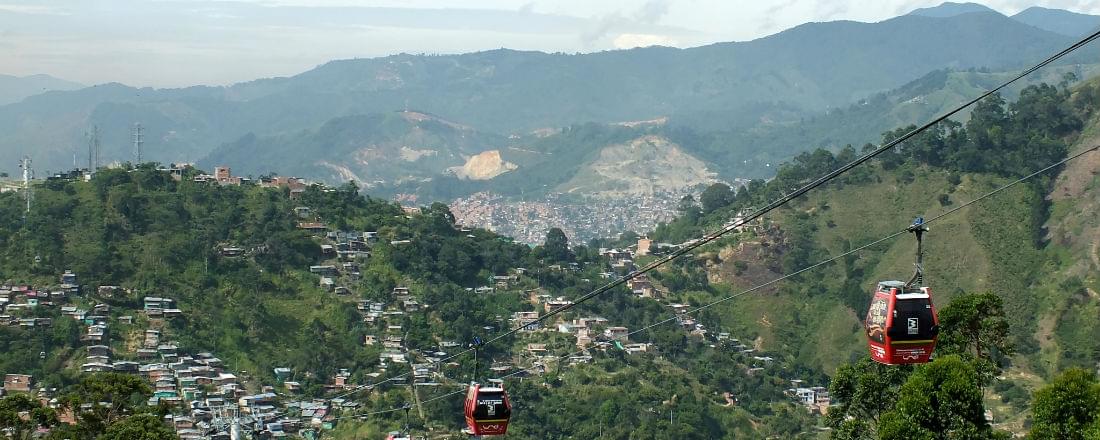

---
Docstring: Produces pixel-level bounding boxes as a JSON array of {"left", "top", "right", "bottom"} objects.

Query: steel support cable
[
  {"left": 334, "top": 145, "right": 1100, "bottom": 426},
  {"left": 473, "top": 144, "right": 1100, "bottom": 396},
  {"left": 331, "top": 387, "right": 468, "bottom": 421},
  {"left": 613, "top": 144, "right": 1100, "bottom": 342},
  {"left": 478, "top": 28, "right": 1100, "bottom": 348},
  {"left": 326, "top": 28, "right": 1100, "bottom": 404}
]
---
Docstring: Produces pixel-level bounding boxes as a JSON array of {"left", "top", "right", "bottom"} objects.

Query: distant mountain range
[
  {"left": 2, "top": 3, "right": 1099, "bottom": 200},
  {"left": 201, "top": 63, "right": 1095, "bottom": 203},
  {"left": 909, "top": 2, "right": 999, "bottom": 18},
  {"left": 0, "top": 74, "right": 83, "bottom": 106},
  {"left": 910, "top": 2, "right": 1100, "bottom": 38},
  {"left": 1011, "top": 6, "right": 1100, "bottom": 37}
]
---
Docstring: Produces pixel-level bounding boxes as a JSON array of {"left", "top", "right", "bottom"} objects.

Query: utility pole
[{"left": 132, "top": 123, "right": 144, "bottom": 164}]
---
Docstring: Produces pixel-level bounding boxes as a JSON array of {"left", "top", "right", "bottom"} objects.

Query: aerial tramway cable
[
  {"left": 477, "top": 27, "right": 1100, "bottom": 348},
  {"left": 336, "top": 143, "right": 1099, "bottom": 421},
  {"left": 328, "top": 27, "right": 1100, "bottom": 407}
]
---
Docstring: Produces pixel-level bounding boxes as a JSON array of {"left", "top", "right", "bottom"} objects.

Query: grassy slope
[
  {"left": 698, "top": 166, "right": 1001, "bottom": 373},
  {"left": 698, "top": 78, "right": 1100, "bottom": 434},
  {"left": 1035, "top": 79, "right": 1100, "bottom": 376},
  {"left": 702, "top": 160, "right": 1083, "bottom": 369}
]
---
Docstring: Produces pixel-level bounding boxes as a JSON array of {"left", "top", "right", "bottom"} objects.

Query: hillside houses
[
  {"left": 627, "top": 274, "right": 657, "bottom": 298},
  {"left": 604, "top": 326, "right": 629, "bottom": 340},
  {"left": 491, "top": 274, "right": 518, "bottom": 289},
  {"left": 0, "top": 265, "right": 479, "bottom": 436},
  {"left": 601, "top": 248, "right": 635, "bottom": 271},
  {"left": 3, "top": 374, "right": 32, "bottom": 393},
  {"left": 300, "top": 228, "right": 383, "bottom": 297},
  {"left": 0, "top": 183, "right": 779, "bottom": 436},
  {"left": 543, "top": 297, "right": 574, "bottom": 313},
  {"left": 512, "top": 311, "right": 540, "bottom": 332},
  {"left": 141, "top": 296, "right": 182, "bottom": 318},
  {"left": 787, "top": 384, "right": 831, "bottom": 414}
]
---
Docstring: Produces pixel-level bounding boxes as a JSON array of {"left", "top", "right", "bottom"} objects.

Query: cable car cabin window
[
  {"left": 473, "top": 392, "right": 509, "bottom": 420},
  {"left": 888, "top": 297, "right": 935, "bottom": 341},
  {"left": 866, "top": 296, "right": 888, "bottom": 344}
]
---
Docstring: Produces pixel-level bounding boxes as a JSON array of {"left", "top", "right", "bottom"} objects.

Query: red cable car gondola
[
  {"left": 463, "top": 382, "right": 511, "bottom": 436},
  {"left": 865, "top": 218, "right": 940, "bottom": 365}
]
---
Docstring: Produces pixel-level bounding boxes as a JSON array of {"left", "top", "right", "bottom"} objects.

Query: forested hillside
[
  {"left": 645, "top": 78, "right": 1100, "bottom": 437},
  {"left": 199, "top": 64, "right": 1097, "bottom": 202},
  {"left": 0, "top": 165, "right": 832, "bottom": 438},
  {"left": 3, "top": 78, "right": 1100, "bottom": 439}
]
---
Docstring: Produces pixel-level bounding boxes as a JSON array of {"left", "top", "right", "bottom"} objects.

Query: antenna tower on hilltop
[
  {"left": 87, "top": 125, "right": 101, "bottom": 171},
  {"left": 132, "top": 123, "right": 144, "bottom": 164},
  {"left": 18, "top": 156, "right": 32, "bottom": 215}
]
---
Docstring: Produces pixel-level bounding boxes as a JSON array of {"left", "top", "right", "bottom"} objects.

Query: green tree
[
  {"left": 0, "top": 394, "right": 59, "bottom": 438},
  {"left": 539, "top": 227, "right": 573, "bottom": 263},
  {"left": 700, "top": 183, "right": 735, "bottom": 213},
  {"left": 826, "top": 358, "right": 913, "bottom": 439},
  {"left": 97, "top": 414, "right": 179, "bottom": 440},
  {"left": 1087, "top": 419, "right": 1100, "bottom": 440},
  {"left": 877, "top": 355, "right": 1003, "bottom": 440},
  {"left": 1029, "top": 369, "right": 1100, "bottom": 440},
  {"left": 61, "top": 373, "right": 154, "bottom": 437},
  {"left": 678, "top": 194, "right": 700, "bottom": 215},
  {"left": 936, "top": 292, "right": 1013, "bottom": 383}
]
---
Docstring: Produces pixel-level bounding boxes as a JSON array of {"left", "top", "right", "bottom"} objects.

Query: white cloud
[
  {"left": 612, "top": 32, "right": 676, "bottom": 49},
  {"left": 0, "top": 2, "right": 68, "bottom": 15}
]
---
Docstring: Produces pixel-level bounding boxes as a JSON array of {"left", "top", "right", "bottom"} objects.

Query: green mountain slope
[
  {"left": 0, "top": 169, "right": 828, "bottom": 439},
  {"left": 2, "top": 80, "right": 1099, "bottom": 440},
  {"left": 646, "top": 79, "right": 1100, "bottom": 434},
  {"left": 196, "top": 65, "right": 1100, "bottom": 203},
  {"left": 198, "top": 112, "right": 509, "bottom": 186}
]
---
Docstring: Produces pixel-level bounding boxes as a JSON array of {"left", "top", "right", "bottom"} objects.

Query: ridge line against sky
[{"left": 1, "top": 0, "right": 1098, "bottom": 88}]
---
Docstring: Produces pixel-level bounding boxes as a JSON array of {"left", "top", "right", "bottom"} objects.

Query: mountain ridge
[
  {"left": 0, "top": 73, "right": 84, "bottom": 106},
  {"left": 1011, "top": 6, "right": 1100, "bottom": 37},
  {"left": 908, "top": 2, "right": 1000, "bottom": 18},
  {"left": 0, "top": 10, "right": 1077, "bottom": 178}
]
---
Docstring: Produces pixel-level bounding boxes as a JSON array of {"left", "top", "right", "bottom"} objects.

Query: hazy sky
[{"left": 2, "top": 0, "right": 1098, "bottom": 87}]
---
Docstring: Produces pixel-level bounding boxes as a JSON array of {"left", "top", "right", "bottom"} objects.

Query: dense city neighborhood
[{"left": 449, "top": 191, "right": 694, "bottom": 245}]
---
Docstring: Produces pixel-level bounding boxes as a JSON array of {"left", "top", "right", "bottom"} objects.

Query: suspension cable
[
  {"left": 326, "top": 27, "right": 1100, "bottom": 407},
  {"left": 338, "top": 145, "right": 1099, "bottom": 422},
  {"left": 479, "top": 28, "right": 1100, "bottom": 347}
]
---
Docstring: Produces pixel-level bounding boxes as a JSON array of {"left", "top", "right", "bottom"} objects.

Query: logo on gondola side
[
  {"left": 907, "top": 318, "right": 918, "bottom": 335},
  {"left": 479, "top": 423, "right": 505, "bottom": 433}
]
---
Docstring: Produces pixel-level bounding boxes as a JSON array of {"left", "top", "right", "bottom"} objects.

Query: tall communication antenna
[
  {"left": 131, "top": 123, "right": 144, "bottom": 164},
  {"left": 87, "top": 125, "right": 101, "bottom": 171},
  {"left": 18, "top": 156, "right": 32, "bottom": 216},
  {"left": 86, "top": 130, "right": 93, "bottom": 171}
]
